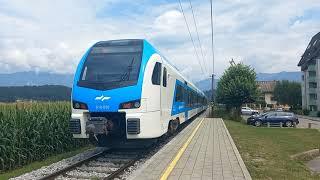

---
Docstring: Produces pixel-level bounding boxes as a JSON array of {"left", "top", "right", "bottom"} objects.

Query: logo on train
[{"left": 95, "top": 95, "right": 111, "bottom": 101}]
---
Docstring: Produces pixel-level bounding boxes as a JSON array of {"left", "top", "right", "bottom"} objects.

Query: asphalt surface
[
  {"left": 297, "top": 117, "right": 320, "bottom": 129},
  {"left": 242, "top": 115, "right": 320, "bottom": 129},
  {"left": 307, "top": 156, "right": 320, "bottom": 173}
]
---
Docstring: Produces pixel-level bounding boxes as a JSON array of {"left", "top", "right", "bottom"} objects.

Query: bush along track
[{"left": 0, "top": 102, "right": 88, "bottom": 172}]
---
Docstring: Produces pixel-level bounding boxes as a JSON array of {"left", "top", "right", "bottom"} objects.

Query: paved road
[
  {"left": 297, "top": 117, "right": 320, "bottom": 129},
  {"left": 242, "top": 115, "right": 320, "bottom": 129}
]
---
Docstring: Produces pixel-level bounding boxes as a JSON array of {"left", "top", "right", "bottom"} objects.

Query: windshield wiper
[{"left": 120, "top": 57, "right": 135, "bottom": 82}]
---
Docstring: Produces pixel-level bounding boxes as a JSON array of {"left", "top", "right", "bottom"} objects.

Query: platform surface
[{"left": 129, "top": 116, "right": 252, "bottom": 180}]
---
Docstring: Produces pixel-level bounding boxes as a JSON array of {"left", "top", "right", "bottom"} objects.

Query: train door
[{"left": 161, "top": 65, "right": 169, "bottom": 126}]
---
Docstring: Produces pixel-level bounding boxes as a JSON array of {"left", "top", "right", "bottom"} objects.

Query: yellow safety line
[{"left": 160, "top": 118, "right": 205, "bottom": 180}]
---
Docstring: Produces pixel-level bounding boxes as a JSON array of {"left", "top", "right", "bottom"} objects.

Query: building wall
[
  {"left": 316, "top": 57, "right": 320, "bottom": 111},
  {"left": 264, "top": 93, "right": 277, "bottom": 105},
  {"left": 302, "top": 57, "right": 320, "bottom": 111},
  {"left": 301, "top": 70, "right": 307, "bottom": 109}
]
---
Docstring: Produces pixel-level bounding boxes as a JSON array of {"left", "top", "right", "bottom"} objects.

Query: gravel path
[{"left": 10, "top": 147, "right": 107, "bottom": 180}]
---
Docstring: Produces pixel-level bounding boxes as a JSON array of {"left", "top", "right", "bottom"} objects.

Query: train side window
[
  {"left": 163, "top": 67, "right": 167, "bottom": 87},
  {"left": 175, "top": 85, "right": 183, "bottom": 102},
  {"left": 187, "top": 90, "right": 190, "bottom": 106},
  {"left": 152, "top": 62, "right": 161, "bottom": 85}
]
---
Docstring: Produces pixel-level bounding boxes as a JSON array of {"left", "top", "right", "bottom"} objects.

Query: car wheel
[
  {"left": 285, "top": 121, "right": 292, "bottom": 127},
  {"left": 254, "top": 120, "right": 262, "bottom": 127}
]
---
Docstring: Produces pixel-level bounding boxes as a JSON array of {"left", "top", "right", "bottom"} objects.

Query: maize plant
[{"left": 0, "top": 102, "right": 88, "bottom": 172}]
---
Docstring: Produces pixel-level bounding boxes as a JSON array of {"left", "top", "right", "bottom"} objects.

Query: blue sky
[{"left": 0, "top": 0, "right": 319, "bottom": 82}]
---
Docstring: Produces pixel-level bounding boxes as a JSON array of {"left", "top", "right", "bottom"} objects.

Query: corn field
[{"left": 0, "top": 102, "right": 88, "bottom": 172}]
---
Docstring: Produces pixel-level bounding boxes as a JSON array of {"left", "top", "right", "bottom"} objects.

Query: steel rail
[{"left": 39, "top": 148, "right": 110, "bottom": 180}]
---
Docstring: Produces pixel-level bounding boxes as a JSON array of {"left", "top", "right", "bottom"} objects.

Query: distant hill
[
  {"left": 0, "top": 71, "right": 73, "bottom": 87},
  {"left": 0, "top": 71, "right": 302, "bottom": 92},
  {"left": 0, "top": 85, "right": 71, "bottom": 102},
  {"left": 195, "top": 71, "right": 301, "bottom": 91},
  {"left": 256, "top": 71, "right": 302, "bottom": 82},
  {"left": 194, "top": 78, "right": 219, "bottom": 92}
]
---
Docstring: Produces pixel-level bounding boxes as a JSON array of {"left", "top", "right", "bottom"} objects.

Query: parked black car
[{"left": 247, "top": 111, "right": 299, "bottom": 127}]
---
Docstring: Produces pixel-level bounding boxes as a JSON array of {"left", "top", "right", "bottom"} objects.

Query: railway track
[
  {"left": 39, "top": 149, "right": 142, "bottom": 180},
  {"left": 35, "top": 111, "right": 208, "bottom": 180}
]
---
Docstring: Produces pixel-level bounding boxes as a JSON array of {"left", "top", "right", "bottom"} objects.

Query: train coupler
[{"left": 85, "top": 117, "right": 114, "bottom": 135}]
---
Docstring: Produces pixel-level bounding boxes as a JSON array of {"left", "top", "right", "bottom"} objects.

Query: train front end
[{"left": 69, "top": 39, "right": 151, "bottom": 146}]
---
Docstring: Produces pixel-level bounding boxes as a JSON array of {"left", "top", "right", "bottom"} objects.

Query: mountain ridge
[
  {"left": 0, "top": 71, "right": 302, "bottom": 91},
  {"left": 195, "top": 71, "right": 302, "bottom": 91}
]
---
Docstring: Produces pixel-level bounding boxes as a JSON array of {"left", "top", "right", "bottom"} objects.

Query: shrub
[
  {"left": 210, "top": 106, "right": 242, "bottom": 122},
  {"left": 302, "top": 109, "right": 310, "bottom": 116},
  {"left": 293, "top": 109, "right": 303, "bottom": 115}
]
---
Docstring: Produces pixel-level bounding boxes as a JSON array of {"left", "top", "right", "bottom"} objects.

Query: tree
[
  {"left": 215, "top": 63, "right": 258, "bottom": 114},
  {"left": 273, "top": 80, "right": 301, "bottom": 109},
  {"left": 0, "top": 85, "right": 71, "bottom": 102}
]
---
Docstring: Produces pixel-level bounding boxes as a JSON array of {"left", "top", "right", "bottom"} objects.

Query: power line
[
  {"left": 188, "top": 0, "right": 208, "bottom": 75},
  {"left": 178, "top": 0, "right": 206, "bottom": 76}
]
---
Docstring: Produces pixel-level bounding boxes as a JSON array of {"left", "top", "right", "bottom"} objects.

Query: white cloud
[{"left": 0, "top": 0, "right": 319, "bottom": 83}]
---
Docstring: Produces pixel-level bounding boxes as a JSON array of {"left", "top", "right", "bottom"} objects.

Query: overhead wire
[
  {"left": 188, "top": 0, "right": 208, "bottom": 76},
  {"left": 178, "top": 0, "right": 206, "bottom": 77}
]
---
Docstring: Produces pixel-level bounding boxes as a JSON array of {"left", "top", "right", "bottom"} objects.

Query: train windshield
[{"left": 78, "top": 44, "right": 143, "bottom": 90}]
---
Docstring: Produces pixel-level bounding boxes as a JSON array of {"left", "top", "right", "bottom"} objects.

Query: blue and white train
[{"left": 69, "top": 39, "right": 207, "bottom": 146}]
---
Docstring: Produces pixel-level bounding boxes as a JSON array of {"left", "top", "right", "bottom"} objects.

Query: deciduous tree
[
  {"left": 215, "top": 63, "right": 258, "bottom": 114},
  {"left": 273, "top": 80, "right": 301, "bottom": 109}
]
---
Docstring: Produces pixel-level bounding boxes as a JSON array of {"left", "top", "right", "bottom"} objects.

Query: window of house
[
  {"left": 152, "top": 62, "right": 161, "bottom": 85},
  {"left": 271, "top": 96, "right": 276, "bottom": 101},
  {"left": 309, "top": 71, "right": 316, "bottom": 77},
  {"left": 309, "top": 82, "right": 317, "bottom": 88},
  {"left": 309, "top": 93, "right": 317, "bottom": 100},
  {"left": 309, "top": 105, "right": 318, "bottom": 111}
]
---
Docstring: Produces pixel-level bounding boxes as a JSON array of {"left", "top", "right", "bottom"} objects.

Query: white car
[{"left": 241, "top": 107, "right": 259, "bottom": 115}]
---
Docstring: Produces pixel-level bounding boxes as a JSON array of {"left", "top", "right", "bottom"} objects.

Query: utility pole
[
  {"left": 211, "top": 74, "right": 215, "bottom": 102},
  {"left": 229, "top": 58, "right": 235, "bottom": 66},
  {"left": 210, "top": 0, "right": 215, "bottom": 103}
]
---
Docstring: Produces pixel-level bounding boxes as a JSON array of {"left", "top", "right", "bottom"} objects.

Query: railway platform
[{"left": 129, "top": 116, "right": 252, "bottom": 180}]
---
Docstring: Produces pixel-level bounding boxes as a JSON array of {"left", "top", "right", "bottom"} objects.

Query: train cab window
[
  {"left": 163, "top": 67, "right": 167, "bottom": 87},
  {"left": 152, "top": 62, "right": 162, "bottom": 85}
]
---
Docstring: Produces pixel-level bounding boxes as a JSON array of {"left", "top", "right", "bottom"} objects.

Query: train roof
[
  {"left": 143, "top": 40, "right": 205, "bottom": 97},
  {"left": 93, "top": 39, "right": 205, "bottom": 97}
]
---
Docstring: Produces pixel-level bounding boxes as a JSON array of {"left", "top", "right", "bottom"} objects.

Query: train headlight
[
  {"left": 119, "top": 99, "right": 141, "bottom": 109},
  {"left": 134, "top": 101, "right": 140, "bottom": 108},
  {"left": 72, "top": 100, "right": 88, "bottom": 110}
]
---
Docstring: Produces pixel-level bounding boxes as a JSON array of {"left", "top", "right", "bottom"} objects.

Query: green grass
[
  {"left": 0, "top": 146, "right": 92, "bottom": 180},
  {"left": 224, "top": 120, "right": 320, "bottom": 180}
]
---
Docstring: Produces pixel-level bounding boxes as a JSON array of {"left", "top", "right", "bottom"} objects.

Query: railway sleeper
[
  {"left": 63, "top": 170, "right": 110, "bottom": 179},
  {"left": 76, "top": 165, "right": 119, "bottom": 173}
]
